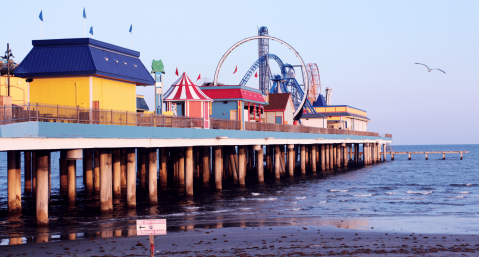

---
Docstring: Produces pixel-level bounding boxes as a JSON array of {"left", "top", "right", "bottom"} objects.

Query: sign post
[{"left": 137, "top": 219, "right": 166, "bottom": 256}]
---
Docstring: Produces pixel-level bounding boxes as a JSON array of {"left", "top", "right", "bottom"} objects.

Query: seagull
[{"left": 415, "top": 63, "right": 446, "bottom": 74}]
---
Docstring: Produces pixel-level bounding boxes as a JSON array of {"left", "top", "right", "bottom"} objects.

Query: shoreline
[{"left": 1, "top": 224, "right": 477, "bottom": 256}]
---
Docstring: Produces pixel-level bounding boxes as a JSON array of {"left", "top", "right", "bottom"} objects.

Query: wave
[
  {"left": 353, "top": 194, "right": 374, "bottom": 197},
  {"left": 285, "top": 208, "right": 301, "bottom": 211},
  {"left": 329, "top": 190, "right": 349, "bottom": 192},
  {"left": 318, "top": 201, "right": 327, "bottom": 204},
  {"left": 385, "top": 192, "right": 399, "bottom": 195},
  {"left": 158, "top": 213, "right": 185, "bottom": 217},
  {"left": 451, "top": 183, "right": 474, "bottom": 187},
  {"left": 295, "top": 196, "right": 306, "bottom": 200},
  {"left": 459, "top": 191, "right": 470, "bottom": 194},
  {"left": 453, "top": 196, "right": 465, "bottom": 199},
  {"left": 406, "top": 190, "right": 433, "bottom": 195},
  {"left": 212, "top": 210, "right": 229, "bottom": 213},
  {"left": 251, "top": 193, "right": 261, "bottom": 196}
]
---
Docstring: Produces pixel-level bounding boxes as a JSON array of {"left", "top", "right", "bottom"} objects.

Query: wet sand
[{"left": 1, "top": 225, "right": 478, "bottom": 256}]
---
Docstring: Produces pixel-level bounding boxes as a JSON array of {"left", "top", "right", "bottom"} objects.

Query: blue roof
[
  {"left": 312, "top": 94, "right": 327, "bottom": 107},
  {"left": 14, "top": 38, "right": 155, "bottom": 85},
  {"left": 136, "top": 96, "right": 149, "bottom": 111}
]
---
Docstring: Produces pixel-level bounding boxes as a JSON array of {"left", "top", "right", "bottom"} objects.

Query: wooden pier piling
[
  {"left": 94, "top": 150, "right": 100, "bottom": 194},
  {"left": 160, "top": 148, "right": 168, "bottom": 187},
  {"left": 256, "top": 145, "right": 264, "bottom": 183},
  {"left": 24, "top": 151, "right": 32, "bottom": 193},
  {"left": 149, "top": 148, "right": 158, "bottom": 203},
  {"left": 60, "top": 150, "right": 67, "bottom": 195},
  {"left": 112, "top": 150, "right": 121, "bottom": 197},
  {"left": 120, "top": 149, "right": 127, "bottom": 188},
  {"left": 274, "top": 145, "right": 281, "bottom": 180},
  {"left": 185, "top": 146, "right": 194, "bottom": 196},
  {"left": 67, "top": 159, "right": 76, "bottom": 206},
  {"left": 100, "top": 150, "right": 113, "bottom": 213},
  {"left": 126, "top": 149, "right": 136, "bottom": 208},
  {"left": 84, "top": 150, "right": 93, "bottom": 193},
  {"left": 36, "top": 151, "right": 49, "bottom": 226},
  {"left": 214, "top": 146, "right": 222, "bottom": 191},
  {"left": 178, "top": 147, "right": 185, "bottom": 187},
  {"left": 8, "top": 151, "right": 21, "bottom": 213},
  {"left": 239, "top": 146, "right": 246, "bottom": 186}
]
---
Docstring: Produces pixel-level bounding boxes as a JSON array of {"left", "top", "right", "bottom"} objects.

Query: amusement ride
[{"left": 212, "top": 26, "right": 322, "bottom": 121}]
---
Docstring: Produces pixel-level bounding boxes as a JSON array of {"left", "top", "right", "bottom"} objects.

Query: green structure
[{"left": 151, "top": 59, "right": 165, "bottom": 74}]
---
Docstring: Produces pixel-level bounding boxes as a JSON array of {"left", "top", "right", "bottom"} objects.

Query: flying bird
[{"left": 414, "top": 63, "right": 446, "bottom": 74}]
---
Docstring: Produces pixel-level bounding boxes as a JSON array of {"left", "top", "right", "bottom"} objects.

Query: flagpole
[
  {"left": 41, "top": 9, "right": 43, "bottom": 39},
  {"left": 83, "top": 18, "right": 85, "bottom": 37},
  {"left": 130, "top": 33, "right": 132, "bottom": 49}
]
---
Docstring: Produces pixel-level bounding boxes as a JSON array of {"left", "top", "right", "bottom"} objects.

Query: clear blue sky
[{"left": 2, "top": 0, "right": 478, "bottom": 145}]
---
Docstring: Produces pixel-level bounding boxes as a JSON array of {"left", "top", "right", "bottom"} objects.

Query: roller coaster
[{"left": 213, "top": 27, "right": 321, "bottom": 120}]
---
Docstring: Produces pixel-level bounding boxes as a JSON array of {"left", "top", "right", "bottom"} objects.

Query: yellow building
[
  {"left": 0, "top": 76, "right": 28, "bottom": 105},
  {"left": 13, "top": 38, "right": 155, "bottom": 112}
]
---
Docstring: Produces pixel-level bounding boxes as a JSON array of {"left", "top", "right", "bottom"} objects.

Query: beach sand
[{"left": 1, "top": 225, "right": 478, "bottom": 256}]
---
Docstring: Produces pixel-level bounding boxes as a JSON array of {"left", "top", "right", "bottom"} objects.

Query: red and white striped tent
[{"left": 164, "top": 72, "right": 212, "bottom": 128}]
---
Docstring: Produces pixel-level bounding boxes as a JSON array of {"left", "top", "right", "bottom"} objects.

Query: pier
[
  {"left": 391, "top": 151, "right": 469, "bottom": 160},
  {"left": 0, "top": 110, "right": 393, "bottom": 226}
]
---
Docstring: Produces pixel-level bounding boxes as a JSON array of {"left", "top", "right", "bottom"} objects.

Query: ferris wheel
[{"left": 213, "top": 36, "right": 310, "bottom": 119}]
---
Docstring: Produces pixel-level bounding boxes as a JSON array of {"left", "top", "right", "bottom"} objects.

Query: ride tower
[
  {"left": 151, "top": 60, "right": 165, "bottom": 114},
  {"left": 258, "top": 26, "right": 270, "bottom": 95}
]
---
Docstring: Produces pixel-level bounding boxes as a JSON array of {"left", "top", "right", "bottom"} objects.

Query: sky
[{"left": 2, "top": 0, "right": 478, "bottom": 145}]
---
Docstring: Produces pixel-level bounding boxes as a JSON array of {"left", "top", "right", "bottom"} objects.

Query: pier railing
[
  {"left": 0, "top": 103, "right": 204, "bottom": 128},
  {"left": 245, "top": 121, "right": 381, "bottom": 137},
  {"left": 211, "top": 118, "right": 241, "bottom": 130},
  {"left": 0, "top": 103, "right": 391, "bottom": 138}
]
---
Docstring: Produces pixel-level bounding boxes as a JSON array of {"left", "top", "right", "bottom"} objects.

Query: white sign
[{"left": 136, "top": 219, "right": 167, "bottom": 235}]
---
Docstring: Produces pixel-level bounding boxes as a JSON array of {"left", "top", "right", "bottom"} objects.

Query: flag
[
  {"left": 39, "top": 10, "right": 43, "bottom": 21},
  {"left": 89, "top": 26, "right": 93, "bottom": 35},
  {"left": 233, "top": 65, "right": 237, "bottom": 74},
  {"left": 197, "top": 74, "right": 201, "bottom": 81},
  {"left": 175, "top": 67, "right": 178, "bottom": 76},
  {"left": 254, "top": 72, "right": 258, "bottom": 78},
  {"left": 129, "top": 24, "right": 132, "bottom": 33},
  {"left": 83, "top": 8, "right": 86, "bottom": 19}
]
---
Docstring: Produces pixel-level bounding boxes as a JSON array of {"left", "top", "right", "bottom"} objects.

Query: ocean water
[{"left": 0, "top": 144, "right": 477, "bottom": 242}]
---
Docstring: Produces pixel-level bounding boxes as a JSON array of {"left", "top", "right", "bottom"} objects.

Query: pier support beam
[
  {"left": 178, "top": 148, "right": 185, "bottom": 187},
  {"left": 100, "top": 150, "right": 113, "bottom": 213},
  {"left": 287, "top": 144, "right": 295, "bottom": 177},
  {"left": 8, "top": 151, "right": 21, "bottom": 213},
  {"left": 126, "top": 149, "right": 136, "bottom": 209},
  {"left": 238, "top": 146, "right": 246, "bottom": 186},
  {"left": 382, "top": 144, "right": 387, "bottom": 161},
  {"left": 300, "top": 145, "right": 306, "bottom": 175},
  {"left": 24, "top": 151, "right": 32, "bottom": 193},
  {"left": 311, "top": 145, "right": 317, "bottom": 173},
  {"left": 94, "top": 150, "right": 100, "bottom": 194},
  {"left": 425, "top": 153, "right": 428, "bottom": 160},
  {"left": 255, "top": 145, "right": 264, "bottom": 183},
  {"left": 320, "top": 145, "right": 326, "bottom": 171},
  {"left": 67, "top": 159, "right": 76, "bottom": 206},
  {"left": 355, "top": 144, "right": 359, "bottom": 165},
  {"left": 202, "top": 146, "right": 210, "bottom": 185},
  {"left": 443, "top": 152, "right": 445, "bottom": 160},
  {"left": 329, "top": 144, "right": 334, "bottom": 170},
  {"left": 60, "top": 150, "right": 67, "bottom": 195},
  {"left": 84, "top": 150, "right": 93, "bottom": 194},
  {"left": 342, "top": 143, "right": 348, "bottom": 167},
  {"left": 36, "top": 151, "right": 49, "bottom": 226},
  {"left": 336, "top": 144, "right": 341, "bottom": 169},
  {"left": 160, "top": 148, "right": 168, "bottom": 187},
  {"left": 149, "top": 148, "right": 158, "bottom": 204},
  {"left": 274, "top": 145, "right": 281, "bottom": 180},
  {"left": 140, "top": 149, "right": 147, "bottom": 189},
  {"left": 214, "top": 146, "right": 222, "bottom": 191},
  {"left": 408, "top": 152, "right": 411, "bottom": 160},
  {"left": 112, "top": 150, "right": 121, "bottom": 198},
  {"left": 120, "top": 149, "right": 127, "bottom": 188},
  {"left": 185, "top": 146, "right": 194, "bottom": 196}
]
